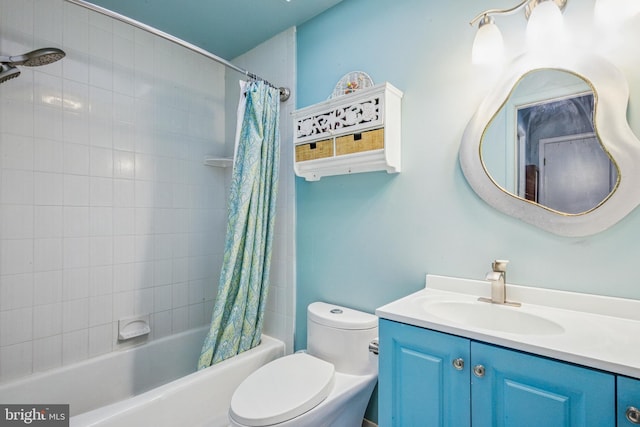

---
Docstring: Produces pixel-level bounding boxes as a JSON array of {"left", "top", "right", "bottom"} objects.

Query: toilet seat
[{"left": 229, "top": 353, "right": 335, "bottom": 426}]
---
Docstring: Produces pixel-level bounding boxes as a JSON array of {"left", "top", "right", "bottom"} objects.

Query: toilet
[{"left": 229, "top": 302, "right": 379, "bottom": 427}]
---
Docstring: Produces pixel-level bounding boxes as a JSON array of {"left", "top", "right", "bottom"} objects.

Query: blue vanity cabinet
[
  {"left": 618, "top": 376, "right": 640, "bottom": 426},
  {"left": 379, "top": 319, "right": 616, "bottom": 427},
  {"left": 378, "top": 319, "right": 471, "bottom": 427},
  {"left": 471, "top": 341, "right": 614, "bottom": 427}
]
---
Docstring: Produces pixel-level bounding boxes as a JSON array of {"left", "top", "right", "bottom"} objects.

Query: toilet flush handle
[{"left": 368, "top": 339, "right": 379, "bottom": 355}]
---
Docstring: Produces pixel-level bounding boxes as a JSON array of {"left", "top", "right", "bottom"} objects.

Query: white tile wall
[{"left": 0, "top": 0, "right": 238, "bottom": 382}]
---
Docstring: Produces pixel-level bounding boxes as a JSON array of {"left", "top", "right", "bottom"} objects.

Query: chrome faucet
[
  {"left": 479, "top": 259, "right": 520, "bottom": 306},
  {"left": 487, "top": 260, "right": 508, "bottom": 304}
]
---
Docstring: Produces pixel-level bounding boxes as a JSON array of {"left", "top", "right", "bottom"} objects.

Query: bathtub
[{"left": 0, "top": 327, "right": 284, "bottom": 427}]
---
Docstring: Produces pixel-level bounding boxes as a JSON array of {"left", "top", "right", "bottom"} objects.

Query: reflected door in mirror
[
  {"left": 538, "top": 133, "right": 617, "bottom": 213},
  {"left": 482, "top": 70, "right": 618, "bottom": 215}
]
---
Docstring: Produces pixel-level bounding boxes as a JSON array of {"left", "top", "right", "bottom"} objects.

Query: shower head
[
  {"left": 0, "top": 47, "right": 66, "bottom": 67},
  {"left": 0, "top": 47, "right": 65, "bottom": 84},
  {"left": 0, "top": 64, "right": 20, "bottom": 84}
]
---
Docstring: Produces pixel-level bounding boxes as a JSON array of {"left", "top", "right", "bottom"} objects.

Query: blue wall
[{"left": 296, "top": 0, "right": 640, "bottom": 420}]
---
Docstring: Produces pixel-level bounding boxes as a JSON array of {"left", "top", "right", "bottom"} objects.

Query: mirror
[
  {"left": 481, "top": 69, "right": 619, "bottom": 215},
  {"left": 460, "top": 52, "right": 640, "bottom": 236}
]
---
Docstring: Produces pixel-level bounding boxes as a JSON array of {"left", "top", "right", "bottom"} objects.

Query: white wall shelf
[
  {"left": 292, "top": 82, "right": 403, "bottom": 181},
  {"left": 203, "top": 157, "right": 233, "bottom": 168}
]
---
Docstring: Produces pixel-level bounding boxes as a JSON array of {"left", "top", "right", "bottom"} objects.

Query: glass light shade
[
  {"left": 594, "top": 0, "right": 640, "bottom": 28},
  {"left": 472, "top": 22, "right": 504, "bottom": 65},
  {"left": 526, "top": 1, "right": 564, "bottom": 48}
]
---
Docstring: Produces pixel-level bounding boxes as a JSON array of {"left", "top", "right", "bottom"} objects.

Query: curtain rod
[{"left": 64, "top": 0, "right": 291, "bottom": 102}]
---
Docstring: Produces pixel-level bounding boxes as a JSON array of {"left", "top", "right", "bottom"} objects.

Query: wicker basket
[
  {"left": 336, "top": 128, "right": 384, "bottom": 156},
  {"left": 295, "top": 139, "right": 334, "bottom": 162}
]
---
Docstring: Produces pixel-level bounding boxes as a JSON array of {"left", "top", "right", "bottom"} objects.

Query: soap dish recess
[{"left": 118, "top": 314, "right": 151, "bottom": 341}]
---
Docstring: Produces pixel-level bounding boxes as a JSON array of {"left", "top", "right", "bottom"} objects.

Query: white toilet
[{"left": 229, "top": 302, "right": 379, "bottom": 427}]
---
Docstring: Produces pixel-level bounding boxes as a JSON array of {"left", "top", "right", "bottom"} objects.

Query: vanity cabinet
[
  {"left": 472, "top": 340, "right": 614, "bottom": 427},
  {"left": 619, "top": 376, "right": 640, "bottom": 426},
  {"left": 378, "top": 318, "right": 471, "bottom": 426},
  {"left": 379, "top": 319, "right": 616, "bottom": 427}
]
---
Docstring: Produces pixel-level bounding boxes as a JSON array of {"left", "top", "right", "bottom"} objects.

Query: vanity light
[
  {"left": 526, "top": 0, "right": 565, "bottom": 48},
  {"left": 471, "top": 16, "right": 504, "bottom": 65},
  {"left": 594, "top": 0, "right": 640, "bottom": 29},
  {"left": 470, "top": 0, "right": 567, "bottom": 64}
]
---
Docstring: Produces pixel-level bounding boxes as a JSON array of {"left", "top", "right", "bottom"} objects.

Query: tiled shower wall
[{"left": 0, "top": 0, "right": 242, "bottom": 381}]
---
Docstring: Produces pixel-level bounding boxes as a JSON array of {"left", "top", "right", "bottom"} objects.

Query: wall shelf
[
  {"left": 203, "top": 157, "right": 233, "bottom": 168},
  {"left": 292, "top": 82, "right": 403, "bottom": 181}
]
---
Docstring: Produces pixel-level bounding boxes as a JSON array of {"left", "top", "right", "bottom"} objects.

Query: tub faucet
[{"left": 479, "top": 260, "right": 520, "bottom": 306}]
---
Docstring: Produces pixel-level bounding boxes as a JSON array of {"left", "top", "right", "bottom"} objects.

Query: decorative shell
[{"left": 330, "top": 71, "right": 374, "bottom": 99}]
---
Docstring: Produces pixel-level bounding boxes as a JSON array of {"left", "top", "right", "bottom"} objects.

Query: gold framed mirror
[{"left": 481, "top": 69, "right": 619, "bottom": 215}]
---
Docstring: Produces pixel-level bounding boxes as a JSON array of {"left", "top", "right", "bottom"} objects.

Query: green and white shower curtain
[{"left": 198, "top": 80, "right": 280, "bottom": 369}]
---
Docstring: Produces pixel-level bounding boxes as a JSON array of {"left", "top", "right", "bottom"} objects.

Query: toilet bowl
[{"left": 229, "top": 302, "right": 378, "bottom": 427}]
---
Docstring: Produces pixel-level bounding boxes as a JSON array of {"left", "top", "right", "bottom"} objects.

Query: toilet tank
[{"left": 307, "top": 302, "right": 378, "bottom": 376}]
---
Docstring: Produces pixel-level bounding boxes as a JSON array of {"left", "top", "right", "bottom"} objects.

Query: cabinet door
[
  {"left": 471, "top": 342, "right": 614, "bottom": 427},
  {"left": 618, "top": 376, "right": 640, "bottom": 426},
  {"left": 378, "top": 319, "right": 470, "bottom": 427}
]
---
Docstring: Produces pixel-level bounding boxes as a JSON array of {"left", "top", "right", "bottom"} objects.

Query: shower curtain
[{"left": 198, "top": 80, "right": 280, "bottom": 369}]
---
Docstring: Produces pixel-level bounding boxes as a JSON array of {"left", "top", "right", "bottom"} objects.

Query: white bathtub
[{"left": 0, "top": 327, "right": 284, "bottom": 427}]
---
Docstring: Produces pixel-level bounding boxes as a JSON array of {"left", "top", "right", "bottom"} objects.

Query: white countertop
[{"left": 376, "top": 274, "right": 640, "bottom": 379}]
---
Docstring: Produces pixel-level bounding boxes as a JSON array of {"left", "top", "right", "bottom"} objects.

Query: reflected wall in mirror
[
  {"left": 460, "top": 52, "right": 640, "bottom": 237},
  {"left": 481, "top": 70, "right": 619, "bottom": 215}
]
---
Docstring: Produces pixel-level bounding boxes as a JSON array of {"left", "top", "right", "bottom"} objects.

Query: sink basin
[
  {"left": 420, "top": 300, "right": 565, "bottom": 335},
  {"left": 376, "top": 275, "right": 640, "bottom": 380}
]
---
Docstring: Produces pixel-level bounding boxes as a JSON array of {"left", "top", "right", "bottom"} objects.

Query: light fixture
[
  {"left": 594, "top": 0, "right": 640, "bottom": 29},
  {"left": 526, "top": 0, "right": 565, "bottom": 48},
  {"left": 471, "top": 16, "right": 504, "bottom": 65},
  {"left": 470, "top": 0, "right": 567, "bottom": 64}
]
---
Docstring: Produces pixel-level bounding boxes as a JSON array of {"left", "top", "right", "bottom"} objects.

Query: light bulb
[
  {"left": 472, "top": 19, "right": 504, "bottom": 65},
  {"left": 526, "top": 1, "right": 564, "bottom": 49},
  {"left": 594, "top": 0, "right": 640, "bottom": 28}
]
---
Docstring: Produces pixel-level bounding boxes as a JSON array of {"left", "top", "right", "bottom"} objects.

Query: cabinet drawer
[
  {"left": 336, "top": 128, "right": 384, "bottom": 156},
  {"left": 295, "top": 139, "right": 333, "bottom": 162}
]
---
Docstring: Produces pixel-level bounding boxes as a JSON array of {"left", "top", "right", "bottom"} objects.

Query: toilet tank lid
[{"left": 308, "top": 302, "right": 377, "bottom": 330}]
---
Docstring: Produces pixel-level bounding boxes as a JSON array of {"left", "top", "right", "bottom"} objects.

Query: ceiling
[{"left": 87, "top": 0, "right": 344, "bottom": 60}]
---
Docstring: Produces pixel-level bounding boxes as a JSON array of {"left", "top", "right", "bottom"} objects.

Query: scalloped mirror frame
[{"left": 460, "top": 51, "right": 640, "bottom": 237}]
